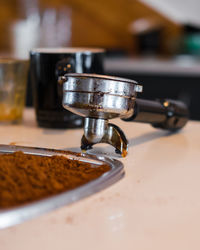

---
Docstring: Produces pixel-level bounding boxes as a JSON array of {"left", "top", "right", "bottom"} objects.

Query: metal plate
[{"left": 0, "top": 145, "right": 124, "bottom": 229}]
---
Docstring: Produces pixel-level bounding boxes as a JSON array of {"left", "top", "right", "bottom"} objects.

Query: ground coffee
[{"left": 0, "top": 151, "right": 110, "bottom": 208}]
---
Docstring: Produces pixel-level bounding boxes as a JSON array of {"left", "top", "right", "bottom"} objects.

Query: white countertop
[
  {"left": 0, "top": 108, "right": 200, "bottom": 250},
  {"left": 105, "top": 57, "right": 200, "bottom": 76}
]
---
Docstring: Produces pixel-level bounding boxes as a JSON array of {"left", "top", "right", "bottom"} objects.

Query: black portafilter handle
[{"left": 123, "top": 99, "right": 189, "bottom": 131}]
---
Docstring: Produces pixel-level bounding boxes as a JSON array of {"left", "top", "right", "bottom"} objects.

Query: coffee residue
[{"left": 0, "top": 152, "right": 110, "bottom": 208}]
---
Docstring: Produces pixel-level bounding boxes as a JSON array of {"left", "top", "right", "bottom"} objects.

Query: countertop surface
[
  {"left": 105, "top": 56, "right": 200, "bottom": 76},
  {"left": 0, "top": 108, "right": 200, "bottom": 250}
]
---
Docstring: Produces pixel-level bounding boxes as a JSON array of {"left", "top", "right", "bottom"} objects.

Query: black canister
[{"left": 30, "top": 48, "right": 105, "bottom": 128}]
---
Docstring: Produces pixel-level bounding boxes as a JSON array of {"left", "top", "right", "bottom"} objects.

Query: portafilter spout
[{"left": 61, "top": 73, "right": 189, "bottom": 157}]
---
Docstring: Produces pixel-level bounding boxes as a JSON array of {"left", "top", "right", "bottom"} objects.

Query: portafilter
[{"left": 61, "top": 73, "right": 189, "bottom": 157}]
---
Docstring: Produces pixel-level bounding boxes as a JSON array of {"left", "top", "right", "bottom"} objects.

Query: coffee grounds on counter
[{"left": 0, "top": 151, "right": 110, "bottom": 208}]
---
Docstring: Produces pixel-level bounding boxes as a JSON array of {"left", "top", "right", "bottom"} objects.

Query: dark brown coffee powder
[{"left": 0, "top": 151, "right": 110, "bottom": 208}]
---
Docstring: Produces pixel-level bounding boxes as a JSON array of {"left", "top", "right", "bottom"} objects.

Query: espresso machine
[{"left": 61, "top": 73, "right": 189, "bottom": 157}]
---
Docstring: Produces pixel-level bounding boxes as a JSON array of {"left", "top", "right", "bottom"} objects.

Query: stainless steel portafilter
[{"left": 61, "top": 73, "right": 189, "bottom": 157}]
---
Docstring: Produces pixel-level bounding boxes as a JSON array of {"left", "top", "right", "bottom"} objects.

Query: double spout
[{"left": 81, "top": 117, "right": 128, "bottom": 157}]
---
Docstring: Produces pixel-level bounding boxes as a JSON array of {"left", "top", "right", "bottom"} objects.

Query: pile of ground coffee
[{"left": 0, "top": 151, "right": 110, "bottom": 208}]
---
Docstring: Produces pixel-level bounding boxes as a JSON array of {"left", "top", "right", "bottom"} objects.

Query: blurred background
[{"left": 1, "top": 0, "right": 200, "bottom": 119}]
